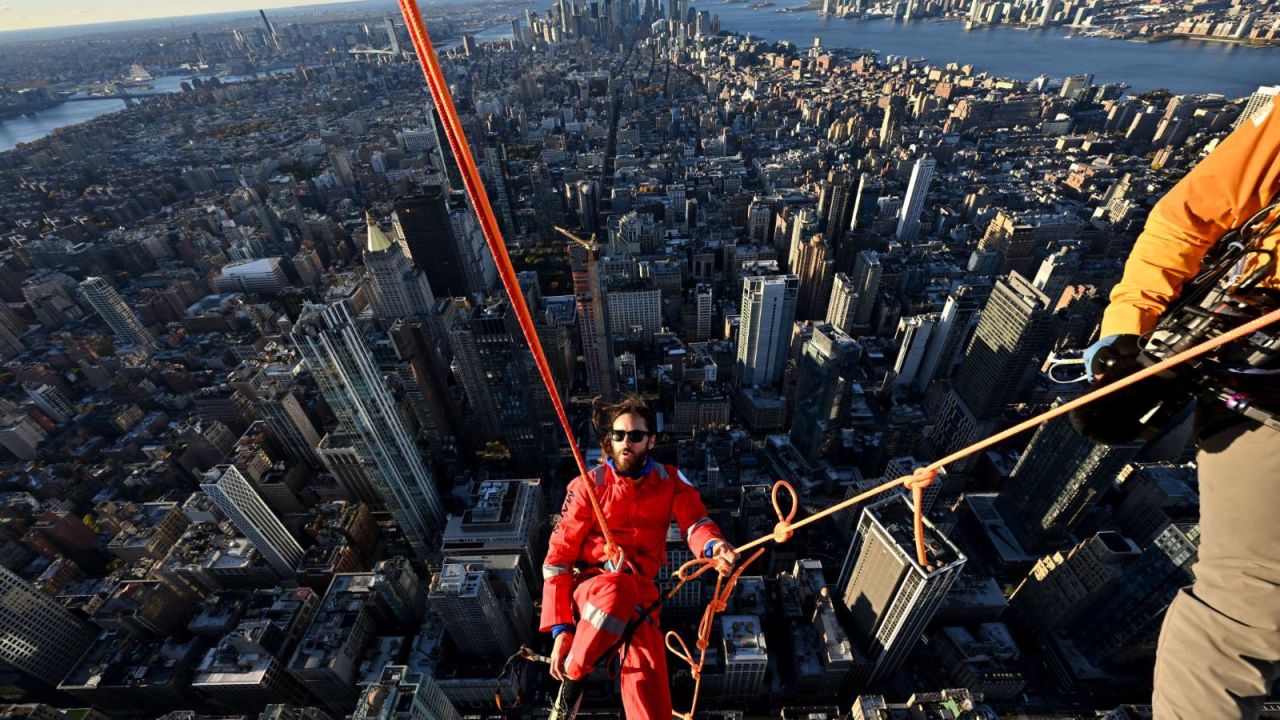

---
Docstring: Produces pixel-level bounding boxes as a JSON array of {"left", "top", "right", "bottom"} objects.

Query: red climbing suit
[{"left": 541, "top": 460, "right": 725, "bottom": 718}]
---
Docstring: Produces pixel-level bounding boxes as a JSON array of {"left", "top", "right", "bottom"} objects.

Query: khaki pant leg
[{"left": 1153, "top": 420, "right": 1280, "bottom": 719}]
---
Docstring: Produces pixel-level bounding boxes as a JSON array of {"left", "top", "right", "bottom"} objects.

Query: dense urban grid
[{"left": 0, "top": 0, "right": 1275, "bottom": 718}]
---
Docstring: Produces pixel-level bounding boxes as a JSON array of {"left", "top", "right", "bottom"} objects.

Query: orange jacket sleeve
[
  {"left": 1101, "top": 100, "right": 1280, "bottom": 338},
  {"left": 540, "top": 474, "right": 596, "bottom": 632}
]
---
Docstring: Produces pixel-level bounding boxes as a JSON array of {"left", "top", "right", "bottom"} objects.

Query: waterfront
[
  {"left": 699, "top": 4, "right": 1280, "bottom": 96},
  {"left": 0, "top": 74, "right": 209, "bottom": 152},
  {"left": 5, "top": 5, "right": 1280, "bottom": 151}
]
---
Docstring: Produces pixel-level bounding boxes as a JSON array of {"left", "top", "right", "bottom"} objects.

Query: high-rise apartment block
[
  {"left": 736, "top": 274, "right": 798, "bottom": 388},
  {"left": 720, "top": 615, "right": 768, "bottom": 704},
  {"left": 1235, "top": 84, "right": 1279, "bottom": 128},
  {"left": 427, "top": 561, "right": 519, "bottom": 660},
  {"left": 840, "top": 496, "right": 966, "bottom": 687},
  {"left": 78, "top": 276, "right": 156, "bottom": 351},
  {"left": 895, "top": 156, "right": 935, "bottom": 242},
  {"left": 291, "top": 301, "right": 445, "bottom": 559},
  {"left": 997, "top": 407, "right": 1142, "bottom": 551},
  {"left": 202, "top": 465, "right": 304, "bottom": 578},
  {"left": 0, "top": 565, "right": 97, "bottom": 687}
]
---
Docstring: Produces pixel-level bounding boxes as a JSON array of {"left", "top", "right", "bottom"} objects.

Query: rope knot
[
  {"left": 905, "top": 467, "right": 936, "bottom": 491},
  {"left": 771, "top": 520, "right": 793, "bottom": 544}
]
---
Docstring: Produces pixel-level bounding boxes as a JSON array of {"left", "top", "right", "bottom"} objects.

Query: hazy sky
[{"left": 0, "top": 1, "right": 361, "bottom": 33}]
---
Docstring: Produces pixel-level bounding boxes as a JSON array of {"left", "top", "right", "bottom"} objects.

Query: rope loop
[
  {"left": 665, "top": 630, "right": 694, "bottom": 666},
  {"left": 769, "top": 480, "right": 798, "bottom": 544}
]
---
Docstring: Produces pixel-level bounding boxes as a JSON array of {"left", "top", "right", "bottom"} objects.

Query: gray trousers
[{"left": 1154, "top": 417, "right": 1280, "bottom": 718}]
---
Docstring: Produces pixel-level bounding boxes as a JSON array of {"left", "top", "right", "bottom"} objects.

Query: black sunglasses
[{"left": 609, "top": 429, "right": 653, "bottom": 443}]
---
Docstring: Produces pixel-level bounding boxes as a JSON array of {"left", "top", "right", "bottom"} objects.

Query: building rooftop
[{"left": 721, "top": 615, "right": 767, "bottom": 662}]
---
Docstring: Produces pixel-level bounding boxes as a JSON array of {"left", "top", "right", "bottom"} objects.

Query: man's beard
[{"left": 613, "top": 447, "right": 649, "bottom": 476}]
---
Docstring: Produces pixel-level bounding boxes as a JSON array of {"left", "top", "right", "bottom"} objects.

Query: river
[
  {"left": 701, "top": 3, "right": 1280, "bottom": 97},
  {"left": 4, "top": 7, "right": 1277, "bottom": 151},
  {"left": 0, "top": 72, "right": 283, "bottom": 152}
]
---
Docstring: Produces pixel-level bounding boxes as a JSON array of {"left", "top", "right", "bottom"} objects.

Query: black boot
[{"left": 547, "top": 677, "right": 585, "bottom": 720}]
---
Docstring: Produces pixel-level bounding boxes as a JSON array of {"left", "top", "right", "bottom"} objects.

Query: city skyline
[
  {"left": 0, "top": 0, "right": 1276, "bottom": 716},
  {"left": 0, "top": 0, "right": 363, "bottom": 35}
]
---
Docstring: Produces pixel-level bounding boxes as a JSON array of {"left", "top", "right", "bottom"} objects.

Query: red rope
[{"left": 396, "top": 0, "right": 622, "bottom": 566}]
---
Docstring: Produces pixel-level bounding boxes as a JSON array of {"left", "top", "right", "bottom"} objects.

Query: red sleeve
[
  {"left": 540, "top": 474, "right": 595, "bottom": 631},
  {"left": 670, "top": 466, "right": 725, "bottom": 557}
]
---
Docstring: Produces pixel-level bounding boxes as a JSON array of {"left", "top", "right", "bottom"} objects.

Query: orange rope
[
  {"left": 394, "top": 8, "right": 1280, "bottom": 717},
  {"left": 664, "top": 305, "right": 1280, "bottom": 718},
  {"left": 397, "top": 0, "right": 623, "bottom": 568},
  {"left": 734, "top": 304, "right": 1280, "bottom": 567}
]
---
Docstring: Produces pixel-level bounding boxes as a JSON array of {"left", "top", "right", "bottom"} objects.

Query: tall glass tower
[
  {"left": 78, "top": 276, "right": 156, "bottom": 351},
  {"left": 291, "top": 301, "right": 445, "bottom": 559}
]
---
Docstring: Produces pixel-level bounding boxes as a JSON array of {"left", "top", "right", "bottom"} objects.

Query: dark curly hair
[{"left": 594, "top": 394, "right": 658, "bottom": 455}]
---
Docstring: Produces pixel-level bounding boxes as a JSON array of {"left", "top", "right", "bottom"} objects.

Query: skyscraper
[
  {"left": 721, "top": 615, "right": 768, "bottom": 704},
  {"left": 912, "top": 283, "right": 988, "bottom": 393},
  {"left": 353, "top": 665, "right": 460, "bottom": 720},
  {"left": 202, "top": 465, "right": 304, "bottom": 578},
  {"left": 840, "top": 496, "right": 965, "bottom": 687},
  {"left": 826, "top": 272, "right": 858, "bottom": 336},
  {"left": 249, "top": 373, "right": 323, "bottom": 469},
  {"left": 891, "top": 314, "right": 941, "bottom": 389},
  {"left": 790, "top": 323, "right": 860, "bottom": 464},
  {"left": 428, "top": 562, "right": 519, "bottom": 660},
  {"left": 818, "top": 169, "right": 855, "bottom": 247},
  {"left": 952, "top": 272, "right": 1053, "bottom": 419},
  {"left": 571, "top": 243, "right": 615, "bottom": 398},
  {"left": 393, "top": 188, "right": 468, "bottom": 298},
  {"left": 736, "top": 274, "right": 799, "bottom": 388},
  {"left": 78, "top": 276, "right": 155, "bottom": 351},
  {"left": 426, "top": 104, "right": 463, "bottom": 190},
  {"left": 896, "top": 156, "right": 935, "bottom": 242},
  {"left": 291, "top": 301, "right": 445, "bottom": 559},
  {"left": 793, "top": 234, "right": 836, "bottom": 321},
  {"left": 363, "top": 211, "right": 436, "bottom": 319},
  {"left": 259, "top": 9, "right": 280, "bottom": 50},
  {"left": 0, "top": 564, "right": 97, "bottom": 687},
  {"left": 850, "top": 172, "right": 883, "bottom": 233},
  {"left": 445, "top": 298, "right": 548, "bottom": 460},
  {"left": 1235, "top": 85, "right": 1280, "bottom": 128},
  {"left": 850, "top": 251, "right": 882, "bottom": 331},
  {"left": 383, "top": 17, "right": 401, "bottom": 55},
  {"left": 996, "top": 407, "right": 1141, "bottom": 551},
  {"left": 695, "top": 283, "right": 713, "bottom": 341}
]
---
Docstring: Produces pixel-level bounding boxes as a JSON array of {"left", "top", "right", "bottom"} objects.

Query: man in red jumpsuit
[{"left": 541, "top": 395, "right": 737, "bottom": 719}]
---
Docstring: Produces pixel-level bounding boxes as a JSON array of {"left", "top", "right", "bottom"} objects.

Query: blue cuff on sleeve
[
  {"left": 703, "top": 539, "right": 721, "bottom": 558},
  {"left": 550, "top": 623, "right": 573, "bottom": 639}
]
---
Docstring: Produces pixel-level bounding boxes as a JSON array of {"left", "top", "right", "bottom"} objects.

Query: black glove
[{"left": 1069, "top": 334, "right": 1188, "bottom": 445}]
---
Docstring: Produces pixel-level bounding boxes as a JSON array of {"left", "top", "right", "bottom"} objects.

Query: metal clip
[{"left": 1046, "top": 351, "right": 1091, "bottom": 384}]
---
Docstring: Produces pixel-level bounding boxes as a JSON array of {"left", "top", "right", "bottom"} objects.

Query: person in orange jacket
[
  {"left": 541, "top": 395, "right": 737, "bottom": 719},
  {"left": 1075, "top": 97, "right": 1280, "bottom": 718}
]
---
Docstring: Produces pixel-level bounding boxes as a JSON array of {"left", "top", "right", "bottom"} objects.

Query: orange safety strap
[{"left": 397, "top": 0, "right": 622, "bottom": 569}]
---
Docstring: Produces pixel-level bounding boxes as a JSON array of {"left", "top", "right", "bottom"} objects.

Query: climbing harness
[{"left": 394, "top": 2, "right": 1280, "bottom": 715}]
